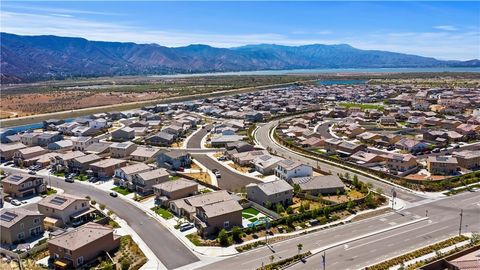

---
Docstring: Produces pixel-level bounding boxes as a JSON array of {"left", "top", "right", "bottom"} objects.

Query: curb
[{"left": 284, "top": 217, "right": 429, "bottom": 269}]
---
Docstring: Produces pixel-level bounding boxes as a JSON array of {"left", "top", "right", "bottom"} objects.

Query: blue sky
[{"left": 1, "top": 1, "right": 479, "bottom": 60}]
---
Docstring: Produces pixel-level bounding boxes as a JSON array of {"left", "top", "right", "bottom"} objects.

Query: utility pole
[{"left": 459, "top": 209, "right": 463, "bottom": 236}]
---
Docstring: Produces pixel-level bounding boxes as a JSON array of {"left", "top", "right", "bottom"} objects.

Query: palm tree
[{"left": 297, "top": 243, "right": 303, "bottom": 255}]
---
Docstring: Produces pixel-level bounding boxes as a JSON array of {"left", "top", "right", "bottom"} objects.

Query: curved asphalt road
[
  {"left": 1, "top": 167, "right": 199, "bottom": 270},
  {"left": 256, "top": 121, "right": 425, "bottom": 203},
  {"left": 186, "top": 123, "right": 261, "bottom": 191}
]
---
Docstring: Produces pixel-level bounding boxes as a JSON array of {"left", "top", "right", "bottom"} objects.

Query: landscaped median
[{"left": 366, "top": 234, "right": 479, "bottom": 270}]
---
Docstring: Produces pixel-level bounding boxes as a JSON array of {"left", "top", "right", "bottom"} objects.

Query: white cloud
[
  {"left": 434, "top": 25, "right": 458, "bottom": 31},
  {"left": 1, "top": 10, "right": 478, "bottom": 60}
]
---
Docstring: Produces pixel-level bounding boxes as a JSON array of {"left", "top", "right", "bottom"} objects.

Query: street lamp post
[{"left": 459, "top": 209, "right": 463, "bottom": 236}]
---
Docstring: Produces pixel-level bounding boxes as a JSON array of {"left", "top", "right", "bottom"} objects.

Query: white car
[{"left": 11, "top": 199, "right": 22, "bottom": 206}]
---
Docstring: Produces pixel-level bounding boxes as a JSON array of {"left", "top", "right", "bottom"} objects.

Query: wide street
[
  {"left": 0, "top": 167, "right": 199, "bottom": 270},
  {"left": 201, "top": 190, "right": 479, "bottom": 270}
]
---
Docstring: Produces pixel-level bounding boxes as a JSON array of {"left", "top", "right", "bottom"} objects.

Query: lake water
[
  {"left": 152, "top": 67, "right": 480, "bottom": 78},
  {"left": 317, "top": 80, "right": 366, "bottom": 85}
]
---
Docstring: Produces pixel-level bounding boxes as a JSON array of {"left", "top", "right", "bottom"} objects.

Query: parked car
[
  {"left": 218, "top": 156, "right": 227, "bottom": 161},
  {"left": 88, "top": 177, "right": 97, "bottom": 182},
  {"left": 432, "top": 148, "right": 440, "bottom": 153},
  {"left": 109, "top": 191, "right": 118, "bottom": 197},
  {"left": 10, "top": 199, "right": 21, "bottom": 206},
  {"left": 28, "top": 170, "right": 37, "bottom": 175},
  {"left": 214, "top": 171, "right": 221, "bottom": 178},
  {"left": 65, "top": 177, "right": 74, "bottom": 183},
  {"left": 179, "top": 223, "right": 194, "bottom": 232}
]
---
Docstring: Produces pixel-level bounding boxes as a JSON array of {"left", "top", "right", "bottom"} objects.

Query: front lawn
[
  {"left": 75, "top": 174, "right": 88, "bottom": 181},
  {"left": 243, "top": 207, "right": 260, "bottom": 216},
  {"left": 111, "top": 186, "right": 131, "bottom": 196},
  {"left": 53, "top": 172, "right": 65, "bottom": 177},
  {"left": 151, "top": 206, "right": 174, "bottom": 219}
]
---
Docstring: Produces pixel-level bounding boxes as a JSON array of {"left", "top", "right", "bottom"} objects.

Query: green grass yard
[
  {"left": 151, "top": 206, "right": 174, "bottom": 219},
  {"left": 111, "top": 186, "right": 131, "bottom": 196},
  {"left": 243, "top": 207, "right": 260, "bottom": 216},
  {"left": 339, "top": 102, "right": 384, "bottom": 110}
]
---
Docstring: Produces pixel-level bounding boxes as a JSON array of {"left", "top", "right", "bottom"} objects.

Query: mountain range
[{"left": 1, "top": 32, "right": 479, "bottom": 83}]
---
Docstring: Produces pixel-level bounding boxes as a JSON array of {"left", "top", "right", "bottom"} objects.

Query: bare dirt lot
[{"left": 0, "top": 91, "right": 172, "bottom": 117}]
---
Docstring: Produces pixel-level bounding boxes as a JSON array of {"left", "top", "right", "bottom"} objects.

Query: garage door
[{"left": 22, "top": 191, "right": 34, "bottom": 197}]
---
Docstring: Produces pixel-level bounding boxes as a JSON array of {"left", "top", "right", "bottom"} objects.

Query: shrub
[
  {"left": 232, "top": 226, "right": 242, "bottom": 242},
  {"left": 91, "top": 200, "right": 97, "bottom": 205},
  {"left": 218, "top": 229, "right": 229, "bottom": 246},
  {"left": 100, "top": 204, "right": 106, "bottom": 210}
]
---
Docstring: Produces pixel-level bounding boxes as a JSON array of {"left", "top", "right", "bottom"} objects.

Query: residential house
[
  {"left": 145, "top": 131, "right": 175, "bottom": 146},
  {"left": 38, "top": 193, "right": 92, "bottom": 228},
  {"left": 194, "top": 199, "right": 243, "bottom": 236},
  {"left": 253, "top": 154, "right": 284, "bottom": 175},
  {"left": 20, "top": 132, "right": 41, "bottom": 146},
  {"left": 70, "top": 154, "right": 102, "bottom": 173},
  {"left": 378, "top": 116, "right": 397, "bottom": 126},
  {"left": 71, "top": 126, "right": 98, "bottom": 137},
  {"left": 50, "top": 151, "right": 86, "bottom": 173},
  {"left": 395, "top": 138, "right": 428, "bottom": 153},
  {"left": 109, "top": 142, "right": 137, "bottom": 158},
  {"left": 114, "top": 163, "right": 152, "bottom": 188},
  {"left": 291, "top": 175, "right": 345, "bottom": 196},
  {"left": 111, "top": 127, "right": 135, "bottom": 142},
  {"left": 246, "top": 180, "right": 293, "bottom": 206},
  {"left": 71, "top": 136, "right": 99, "bottom": 151},
  {"left": 13, "top": 146, "right": 48, "bottom": 166},
  {"left": 170, "top": 190, "right": 233, "bottom": 219},
  {"left": 300, "top": 137, "right": 325, "bottom": 148},
  {"left": 88, "top": 118, "right": 108, "bottom": 129},
  {"left": 0, "top": 208, "right": 44, "bottom": 245},
  {"left": 0, "top": 143, "right": 26, "bottom": 162},
  {"left": 133, "top": 168, "right": 170, "bottom": 195},
  {"left": 349, "top": 151, "right": 385, "bottom": 165},
  {"left": 231, "top": 150, "right": 269, "bottom": 166},
  {"left": 275, "top": 159, "right": 313, "bottom": 181},
  {"left": 210, "top": 135, "right": 245, "bottom": 147},
  {"left": 153, "top": 178, "right": 198, "bottom": 206},
  {"left": 36, "top": 132, "right": 63, "bottom": 147},
  {"left": 47, "top": 140, "right": 74, "bottom": 152},
  {"left": 2, "top": 173, "right": 46, "bottom": 198},
  {"left": 427, "top": 156, "right": 459, "bottom": 175},
  {"left": 84, "top": 142, "right": 111, "bottom": 156},
  {"left": 48, "top": 222, "right": 120, "bottom": 269},
  {"left": 89, "top": 158, "right": 128, "bottom": 178},
  {"left": 130, "top": 146, "right": 161, "bottom": 163},
  {"left": 156, "top": 150, "right": 191, "bottom": 170},
  {"left": 385, "top": 154, "right": 418, "bottom": 175},
  {"left": 453, "top": 150, "right": 480, "bottom": 170}
]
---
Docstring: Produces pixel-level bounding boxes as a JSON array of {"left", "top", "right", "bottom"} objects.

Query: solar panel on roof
[
  {"left": 9, "top": 175, "right": 24, "bottom": 182},
  {"left": 1, "top": 212, "right": 17, "bottom": 222},
  {"left": 50, "top": 196, "right": 68, "bottom": 205}
]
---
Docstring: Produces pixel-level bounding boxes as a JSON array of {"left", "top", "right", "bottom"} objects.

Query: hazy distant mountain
[{"left": 1, "top": 32, "right": 478, "bottom": 83}]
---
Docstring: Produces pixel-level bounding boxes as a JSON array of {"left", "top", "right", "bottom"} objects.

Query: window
[
  {"left": 77, "top": 256, "right": 84, "bottom": 265},
  {"left": 33, "top": 218, "right": 40, "bottom": 224},
  {"left": 18, "top": 232, "right": 25, "bottom": 240},
  {"left": 223, "top": 221, "right": 230, "bottom": 228},
  {"left": 20, "top": 223, "right": 24, "bottom": 229}
]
